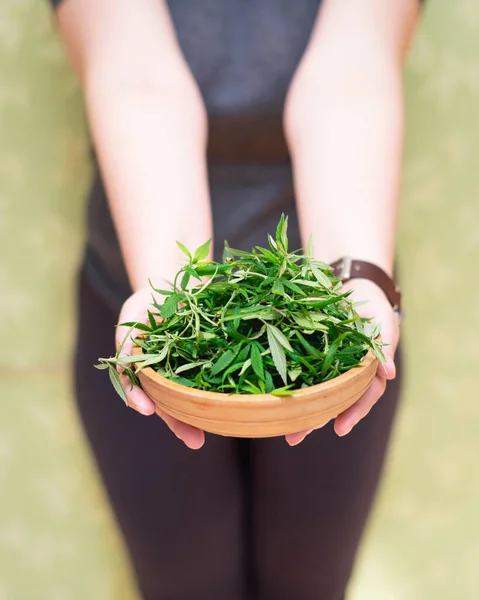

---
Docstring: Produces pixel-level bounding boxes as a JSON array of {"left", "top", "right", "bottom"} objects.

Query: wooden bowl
[{"left": 132, "top": 346, "right": 378, "bottom": 438}]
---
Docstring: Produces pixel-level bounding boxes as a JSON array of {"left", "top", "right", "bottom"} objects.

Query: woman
[{"left": 51, "top": 1, "right": 422, "bottom": 598}]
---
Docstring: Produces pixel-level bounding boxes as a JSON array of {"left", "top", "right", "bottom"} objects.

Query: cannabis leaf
[{"left": 98, "top": 214, "right": 382, "bottom": 398}]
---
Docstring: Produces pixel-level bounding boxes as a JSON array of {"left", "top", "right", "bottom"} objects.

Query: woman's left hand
[{"left": 285, "top": 278, "right": 400, "bottom": 446}]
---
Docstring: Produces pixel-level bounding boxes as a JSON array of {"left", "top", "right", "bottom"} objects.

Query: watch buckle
[{"left": 338, "top": 256, "right": 352, "bottom": 280}]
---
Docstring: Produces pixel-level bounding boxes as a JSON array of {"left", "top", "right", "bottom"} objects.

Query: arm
[
  {"left": 284, "top": 0, "right": 420, "bottom": 441},
  {"left": 55, "top": 0, "right": 210, "bottom": 448},
  {"left": 56, "top": 0, "right": 212, "bottom": 291}
]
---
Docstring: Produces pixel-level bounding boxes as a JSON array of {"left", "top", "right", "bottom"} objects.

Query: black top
[{"left": 50, "top": 0, "right": 423, "bottom": 311}]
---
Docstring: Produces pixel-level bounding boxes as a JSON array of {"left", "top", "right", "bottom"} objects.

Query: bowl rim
[{"left": 132, "top": 345, "right": 378, "bottom": 406}]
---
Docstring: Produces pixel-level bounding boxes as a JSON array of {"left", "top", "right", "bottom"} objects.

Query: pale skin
[{"left": 56, "top": 0, "right": 420, "bottom": 450}]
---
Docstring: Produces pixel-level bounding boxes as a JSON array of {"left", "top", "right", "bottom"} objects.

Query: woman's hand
[
  {"left": 118, "top": 280, "right": 399, "bottom": 449},
  {"left": 285, "top": 278, "right": 400, "bottom": 446},
  {"left": 283, "top": 0, "right": 417, "bottom": 449},
  {"left": 116, "top": 287, "right": 205, "bottom": 450}
]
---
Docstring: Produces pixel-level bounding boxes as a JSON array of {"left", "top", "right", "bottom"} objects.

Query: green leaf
[
  {"left": 266, "top": 326, "right": 288, "bottom": 385},
  {"left": 222, "top": 361, "right": 246, "bottom": 380},
  {"left": 135, "top": 345, "right": 170, "bottom": 372},
  {"left": 117, "top": 353, "right": 167, "bottom": 363},
  {"left": 194, "top": 238, "right": 212, "bottom": 262},
  {"left": 315, "top": 259, "right": 332, "bottom": 270},
  {"left": 176, "top": 240, "right": 191, "bottom": 260},
  {"left": 108, "top": 366, "right": 128, "bottom": 404},
  {"left": 270, "top": 385, "right": 294, "bottom": 397},
  {"left": 239, "top": 358, "right": 252, "bottom": 377},
  {"left": 295, "top": 331, "right": 324, "bottom": 359},
  {"left": 256, "top": 246, "right": 280, "bottom": 264},
  {"left": 220, "top": 245, "right": 252, "bottom": 259},
  {"left": 236, "top": 344, "right": 251, "bottom": 364},
  {"left": 94, "top": 362, "right": 110, "bottom": 370},
  {"left": 161, "top": 294, "right": 179, "bottom": 319},
  {"left": 292, "top": 313, "right": 329, "bottom": 332},
  {"left": 277, "top": 260, "right": 287, "bottom": 278},
  {"left": 115, "top": 323, "right": 137, "bottom": 357},
  {"left": 264, "top": 370, "right": 275, "bottom": 393},
  {"left": 210, "top": 348, "right": 238, "bottom": 376},
  {"left": 266, "top": 324, "right": 294, "bottom": 352},
  {"left": 147, "top": 311, "right": 157, "bottom": 329},
  {"left": 291, "top": 313, "right": 314, "bottom": 329},
  {"left": 175, "top": 361, "right": 209, "bottom": 374},
  {"left": 222, "top": 309, "right": 275, "bottom": 322},
  {"left": 272, "top": 280, "right": 284, "bottom": 295},
  {"left": 288, "top": 368, "right": 302, "bottom": 382},
  {"left": 291, "top": 352, "right": 317, "bottom": 376},
  {"left": 363, "top": 321, "right": 381, "bottom": 339},
  {"left": 132, "top": 338, "right": 150, "bottom": 351},
  {"left": 222, "top": 242, "right": 234, "bottom": 262},
  {"left": 232, "top": 305, "right": 241, "bottom": 330},
  {"left": 290, "top": 279, "right": 322, "bottom": 288},
  {"left": 297, "top": 295, "right": 345, "bottom": 308},
  {"left": 118, "top": 321, "right": 151, "bottom": 331},
  {"left": 148, "top": 280, "right": 174, "bottom": 295},
  {"left": 309, "top": 312, "right": 330, "bottom": 322},
  {"left": 242, "top": 380, "right": 263, "bottom": 394},
  {"left": 275, "top": 213, "right": 288, "bottom": 252},
  {"left": 310, "top": 262, "right": 332, "bottom": 289},
  {"left": 180, "top": 270, "right": 191, "bottom": 290},
  {"left": 184, "top": 264, "right": 199, "bottom": 279},
  {"left": 268, "top": 235, "right": 278, "bottom": 251},
  {"left": 170, "top": 376, "right": 196, "bottom": 388},
  {"left": 194, "top": 263, "right": 229, "bottom": 276},
  {"left": 321, "top": 333, "right": 349, "bottom": 379},
  {"left": 281, "top": 279, "right": 303, "bottom": 294},
  {"left": 248, "top": 324, "right": 267, "bottom": 340},
  {"left": 250, "top": 344, "right": 265, "bottom": 381}
]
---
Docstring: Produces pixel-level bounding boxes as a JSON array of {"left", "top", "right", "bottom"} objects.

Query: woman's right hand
[{"left": 116, "top": 287, "right": 205, "bottom": 450}]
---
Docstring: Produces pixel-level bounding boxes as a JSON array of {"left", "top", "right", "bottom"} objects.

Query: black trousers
[{"left": 74, "top": 270, "right": 401, "bottom": 600}]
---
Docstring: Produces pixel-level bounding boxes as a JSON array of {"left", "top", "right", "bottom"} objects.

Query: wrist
[
  {"left": 303, "top": 237, "right": 395, "bottom": 278},
  {"left": 330, "top": 257, "right": 401, "bottom": 315},
  {"left": 326, "top": 252, "right": 394, "bottom": 279}
]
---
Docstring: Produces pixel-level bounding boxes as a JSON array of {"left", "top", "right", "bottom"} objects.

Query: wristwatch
[{"left": 329, "top": 257, "right": 402, "bottom": 317}]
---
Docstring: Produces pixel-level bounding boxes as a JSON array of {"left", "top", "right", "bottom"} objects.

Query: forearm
[
  {"left": 285, "top": 0, "right": 418, "bottom": 277},
  {"left": 55, "top": 0, "right": 212, "bottom": 292},
  {"left": 286, "top": 63, "right": 402, "bottom": 276},
  {"left": 86, "top": 80, "right": 211, "bottom": 291}
]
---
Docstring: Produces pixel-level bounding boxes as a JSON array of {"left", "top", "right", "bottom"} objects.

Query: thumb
[
  {"left": 116, "top": 288, "right": 152, "bottom": 358},
  {"left": 375, "top": 310, "right": 400, "bottom": 380}
]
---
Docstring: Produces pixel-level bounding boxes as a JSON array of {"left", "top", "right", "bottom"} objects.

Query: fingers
[
  {"left": 343, "top": 278, "right": 400, "bottom": 380},
  {"left": 116, "top": 291, "right": 150, "bottom": 358},
  {"left": 115, "top": 288, "right": 205, "bottom": 449},
  {"left": 334, "top": 376, "right": 387, "bottom": 436},
  {"left": 156, "top": 407, "right": 205, "bottom": 450},
  {"left": 282, "top": 281, "right": 399, "bottom": 445},
  {"left": 286, "top": 373, "right": 388, "bottom": 444},
  {"left": 285, "top": 428, "right": 315, "bottom": 446},
  {"left": 376, "top": 311, "right": 400, "bottom": 380},
  {"left": 116, "top": 290, "right": 153, "bottom": 414},
  {"left": 376, "top": 355, "right": 396, "bottom": 380},
  {"left": 121, "top": 375, "right": 156, "bottom": 416},
  {"left": 121, "top": 375, "right": 204, "bottom": 449},
  {"left": 122, "top": 377, "right": 204, "bottom": 449}
]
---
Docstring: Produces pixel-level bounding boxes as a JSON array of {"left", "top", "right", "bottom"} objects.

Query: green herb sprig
[{"left": 97, "top": 215, "right": 384, "bottom": 401}]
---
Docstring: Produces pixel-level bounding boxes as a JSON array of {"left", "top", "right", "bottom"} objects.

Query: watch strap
[{"left": 330, "top": 257, "right": 402, "bottom": 314}]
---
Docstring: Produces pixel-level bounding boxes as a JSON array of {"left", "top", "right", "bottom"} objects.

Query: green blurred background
[{"left": 1, "top": 1, "right": 478, "bottom": 598}]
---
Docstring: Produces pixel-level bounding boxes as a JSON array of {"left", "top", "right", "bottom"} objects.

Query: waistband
[{"left": 207, "top": 114, "right": 290, "bottom": 165}]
